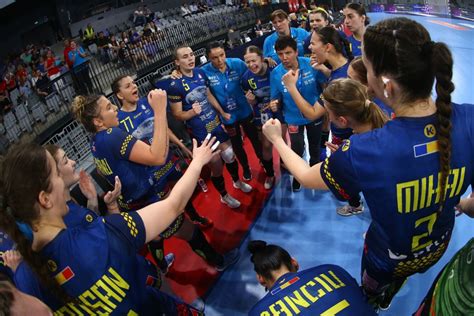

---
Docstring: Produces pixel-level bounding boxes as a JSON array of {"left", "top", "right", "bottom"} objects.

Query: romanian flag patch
[
  {"left": 413, "top": 140, "right": 439, "bottom": 158},
  {"left": 55, "top": 266, "right": 75, "bottom": 285},
  {"left": 271, "top": 277, "right": 300, "bottom": 296}
]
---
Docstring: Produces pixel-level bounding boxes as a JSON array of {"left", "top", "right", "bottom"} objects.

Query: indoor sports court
[{"left": 0, "top": 0, "right": 473, "bottom": 315}]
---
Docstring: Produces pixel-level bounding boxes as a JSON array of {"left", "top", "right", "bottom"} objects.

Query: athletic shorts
[
  {"left": 190, "top": 123, "right": 229, "bottom": 144},
  {"left": 361, "top": 230, "right": 451, "bottom": 296}
]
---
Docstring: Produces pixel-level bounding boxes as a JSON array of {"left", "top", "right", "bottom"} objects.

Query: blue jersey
[
  {"left": 263, "top": 28, "right": 310, "bottom": 64},
  {"left": 168, "top": 68, "right": 228, "bottom": 143},
  {"left": 64, "top": 200, "right": 98, "bottom": 228},
  {"left": 270, "top": 57, "right": 325, "bottom": 125},
  {"left": 117, "top": 97, "right": 177, "bottom": 199},
  {"left": 91, "top": 127, "right": 154, "bottom": 209},
  {"left": 249, "top": 265, "right": 376, "bottom": 316},
  {"left": 326, "top": 62, "right": 353, "bottom": 140},
  {"left": 36, "top": 212, "right": 196, "bottom": 314},
  {"left": 201, "top": 58, "right": 253, "bottom": 124},
  {"left": 0, "top": 230, "right": 15, "bottom": 279},
  {"left": 240, "top": 67, "right": 284, "bottom": 126},
  {"left": 374, "top": 97, "right": 395, "bottom": 120},
  {"left": 347, "top": 35, "right": 362, "bottom": 57},
  {"left": 320, "top": 103, "right": 474, "bottom": 258}
]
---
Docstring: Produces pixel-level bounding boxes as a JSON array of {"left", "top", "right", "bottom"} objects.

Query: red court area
[{"left": 163, "top": 138, "right": 279, "bottom": 303}]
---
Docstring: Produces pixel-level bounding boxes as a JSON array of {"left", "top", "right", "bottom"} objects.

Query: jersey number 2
[{"left": 411, "top": 212, "right": 437, "bottom": 252}]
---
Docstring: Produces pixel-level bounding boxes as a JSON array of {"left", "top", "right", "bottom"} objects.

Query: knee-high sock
[
  {"left": 225, "top": 160, "right": 240, "bottom": 182},
  {"left": 147, "top": 239, "right": 168, "bottom": 271},
  {"left": 184, "top": 200, "right": 203, "bottom": 221},
  {"left": 262, "top": 158, "right": 274, "bottom": 177},
  {"left": 211, "top": 175, "right": 227, "bottom": 197},
  {"left": 188, "top": 227, "right": 223, "bottom": 266}
]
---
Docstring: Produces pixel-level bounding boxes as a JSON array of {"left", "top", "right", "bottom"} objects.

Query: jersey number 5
[
  {"left": 248, "top": 78, "right": 257, "bottom": 90},
  {"left": 320, "top": 299, "right": 350, "bottom": 316},
  {"left": 182, "top": 80, "right": 190, "bottom": 91}
]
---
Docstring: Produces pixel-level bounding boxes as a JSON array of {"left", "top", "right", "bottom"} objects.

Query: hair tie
[
  {"left": 365, "top": 99, "right": 370, "bottom": 109},
  {"left": 16, "top": 221, "right": 33, "bottom": 241},
  {"left": 421, "top": 41, "right": 435, "bottom": 56}
]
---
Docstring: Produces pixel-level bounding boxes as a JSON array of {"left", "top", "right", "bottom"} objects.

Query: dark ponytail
[
  {"left": 0, "top": 144, "right": 73, "bottom": 305},
  {"left": 364, "top": 18, "right": 455, "bottom": 211},
  {"left": 248, "top": 240, "right": 293, "bottom": 280},
  {"left": 432, "top": 42, "right": 454, "bottom": 212},
  {"left": 316, "top": 27, "right": 353, "bottom": 61}
]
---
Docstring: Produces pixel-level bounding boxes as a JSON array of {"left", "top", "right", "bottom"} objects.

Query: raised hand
[
  {"left": 282, "top": 69, "right": 299, "bottom": 88},
  {"left": 262, "top": 119, "right": 283, "bottom": 144},
  {"left": 148, "top": 89, "right": 168, "bottom": 112},
  {"left": 79, "top": 170, "right": 97, "bottom": 201},
  {"left": 191, "top": 135, "right": 221, "bottom": 168},
  {"left": 104, "top": 176, "right": 122, "bottom": 214}
]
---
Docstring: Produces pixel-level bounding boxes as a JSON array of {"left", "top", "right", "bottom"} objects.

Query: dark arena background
[{"left": 0, "top": 0, "right": 473, "bottom": 315}]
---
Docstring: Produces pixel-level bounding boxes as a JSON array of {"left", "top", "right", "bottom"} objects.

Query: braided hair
[{"left": 364, "top": 17, "right": 454, "bottom": 212}]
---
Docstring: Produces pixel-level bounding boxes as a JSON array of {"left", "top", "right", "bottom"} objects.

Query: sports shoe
[
  {"left": 216, "top": 248, "right": 240, "bottom": 271},
  {"left": 190, "top": 297, "right": 205, "bottom": 312},
  {"left": 160, "top": 253, "right": 175, "bottom": 274},
  {"left": 192, "top": 216, "right": 214, "bottom": 229},
  {"left": 220, "top": 194, "right": 241, "bottom": 208},
  {"left": 292, "top": 178, "right": 301, "bottom": 192},
  {"left": 233, "top": 180, "right": 253, "bottom": 193},
  {"left": 243, "top": 168, "right": 252, "bottom": 181},
  {"left": 264, "top": 176, "right": 275, "bottom": 190},
  {"left": 337, "top": 203, "right": 364, "bottom": 216}
]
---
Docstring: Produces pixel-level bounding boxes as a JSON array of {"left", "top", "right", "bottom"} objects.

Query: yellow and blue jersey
[
  {"left": 263, "top": 27, "right": 310, "bottom": 64},
  {"left": 201, "top": 58, "right": 253, "bottom": 124},
  {"left": 117, "top": 97, "right": 177, "bottom": 202},
  {"left": 168, "top": 68, "right": 228, "bottom": 143},
  {"left": 240, "top": 67, "right": 284, "bottom": 126},
  {"left": 34, "top": 212, "right": 197, "bottom": 314},
  {"left": 326, "top": 62, "right": 353, "bottom": 141},
  {"left": 64, "top": 200, "right": 98, "bottom": 228},
  {"left": 91, "top": 127, "right": 154, "bottom": 209},
  {"left": 270, "top": 57, "right": 325, "bottom": 125},
  {"left": 347, "top": 35, "right": 362, "bottom": 57},
  {"left": 249, "top": 265, "right": 376, "bottom": 316},
  {"left": 320, "top": 103, "right": 474, "bottom": 262}
]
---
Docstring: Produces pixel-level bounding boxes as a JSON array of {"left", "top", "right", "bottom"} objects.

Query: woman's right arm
[
  {"left": 137, "top": 137, "right": 219, "bottom": 243},
  {"left": 263, "top": 119, "right": 328, "bottom": 189},
  {"left": 129, "top": 89, "right": 169, "bottom": 166}
]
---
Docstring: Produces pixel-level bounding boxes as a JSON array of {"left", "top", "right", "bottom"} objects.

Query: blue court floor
[{"left": 204, "top": 13, "right": 474, "bottom": 316}]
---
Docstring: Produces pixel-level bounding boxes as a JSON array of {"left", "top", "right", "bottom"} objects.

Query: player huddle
[{"left": 0, "top": 4, "right": 473, "bottom": 316}]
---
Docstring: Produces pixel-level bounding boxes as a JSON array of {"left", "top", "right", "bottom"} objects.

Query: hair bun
[
  {"left": 248, "top": 240, "right": 267, "bottom": 254},
  {"left": 71, "top": 95, "right": 87, "bottom": 120}
]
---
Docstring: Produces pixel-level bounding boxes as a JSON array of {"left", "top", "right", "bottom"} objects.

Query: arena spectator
[
  {"left": 68, "top": 41, "right": 94, "bottom": 95},
  {"left": 82, "top": 23, "right": 95, "bottom": 47},
  {"left": 96, "top": 31, "right": 111, "bottom": 63},
  {"left": 63, "top": 39, "right": 73, "bottom": 69},
  {"left": 45, "top": 50, "right": 60, "bottom": 80}
]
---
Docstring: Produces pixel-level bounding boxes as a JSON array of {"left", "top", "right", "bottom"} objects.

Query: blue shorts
[
  {"left": 361, "top": 229, "right": 451, "bottom": 296},
  {"left": 190, "top": 124, "right": 229, "bottom": 144}
]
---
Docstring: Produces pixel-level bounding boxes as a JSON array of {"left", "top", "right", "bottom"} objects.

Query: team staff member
[
  {"left": 247, "top": 240, "right": 376, "bottom": 315},
  {"left": 241, "top": 46, "right": 286, "bottom": 190},
  {"left": 263, "top": 17, "right": 474, "bottom": 309},
  {"left": 68, "top": 41, "right": 94, "bottom": 95},
  {"left": 73, "top": 92, "right": 239, "bottom": 272},
  {"left": 202, "top": 42, "right": 263, "bottom": 181},
  {"left": 0, "top": 140, "right": 216, "bottom": 314},
  {"left": 269, "top": 36, "right": 325, "bottom": 191},
  {"left": 263, "top": 9, "right": 309, "bottom": 65},
  {"left": 168, "top": 46, "right": 251, "bottom": 209},
  {"left": 343, "top": 3, "right": 369, "bottom": 57},
  {"left": 112, "top": 75, "right": 212, "bottom": 228}
]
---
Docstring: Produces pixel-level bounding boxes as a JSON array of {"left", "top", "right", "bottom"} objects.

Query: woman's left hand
[{"left": 79, "top": 170, "right": 97, "bottom": 201}]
